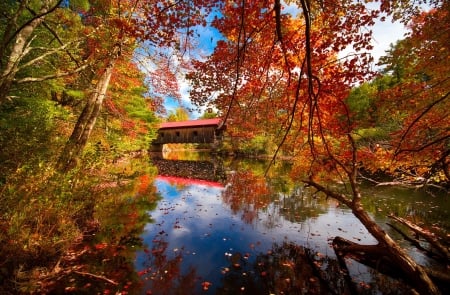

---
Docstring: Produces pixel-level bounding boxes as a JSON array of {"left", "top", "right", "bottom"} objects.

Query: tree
[
  {"left": 376, "top": 3, "right": 450, "bottom": 185},
  {"left": 58, "top": 0, "right": 219, "bottom": 170},
  {"left": 188, "top": 0, "right": 446, "bottom": 293},
  {"left": 167, "top": 107, "right": 190, "bottom": 122},
  {"left": 0, "top": 0, "right": 94, "bottom": 105}
]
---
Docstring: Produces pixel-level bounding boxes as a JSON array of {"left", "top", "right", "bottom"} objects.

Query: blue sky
[{"left": 161, "top": 3, "right": 408, "bottom": 119}]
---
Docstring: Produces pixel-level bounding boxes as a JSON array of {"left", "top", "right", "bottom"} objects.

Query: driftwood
[{"left": 388, "top": 214, "right": 450, "bottom": 261}]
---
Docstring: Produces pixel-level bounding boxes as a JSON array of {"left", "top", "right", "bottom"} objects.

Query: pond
[{"left": 128, "top": 151, "right": 449, "bottom": 294}]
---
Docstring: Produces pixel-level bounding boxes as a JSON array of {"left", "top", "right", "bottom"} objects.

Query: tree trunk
[
  {"left": 0, "top": 0, "right": 58, "bottom": 104},
  {"left": 57, "top": 57, "right": 116, "bottom": 172},
  {"left": 305, "top": 179, "right": 441, "bottom": 294},
  {"left": 353, "top": 205, "right": 440, "bottom": 294}
]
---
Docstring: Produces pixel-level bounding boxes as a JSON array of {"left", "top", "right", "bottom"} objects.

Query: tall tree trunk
[
  {"left": 57, "top": 56, "right": 116, "bottom": 172},
  {"left": 0, "top": 0, "right": 60, "bottom": 104}
]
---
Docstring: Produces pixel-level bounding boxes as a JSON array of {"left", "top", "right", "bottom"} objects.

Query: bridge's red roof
[{"left": 159, "top": 118, "right": 222, "bottom": 129}]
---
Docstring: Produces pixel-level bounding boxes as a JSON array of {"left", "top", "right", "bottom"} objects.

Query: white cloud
[
  {"left": 370, "top": 18, "right": 406, "bottom": 62},
  {"left": 339, "top": 16, "right": 406, "bottom": 66}
]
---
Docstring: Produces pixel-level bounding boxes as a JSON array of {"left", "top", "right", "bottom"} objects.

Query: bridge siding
[
  {"left": 154, "top": 126, "right": 217, "bottom": 144},
  {"left": 152, "top": 118, "right": 225, "bottom": 147}
]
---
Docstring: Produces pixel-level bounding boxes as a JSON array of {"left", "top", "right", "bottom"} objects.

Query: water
[{"left": 131, "top": 152, "right": 449, "bottom": 294}]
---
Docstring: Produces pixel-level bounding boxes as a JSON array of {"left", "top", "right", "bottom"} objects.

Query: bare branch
[
  {"left": 394, "top": 90, "right": 450, "bottom": 156},
  {"left": 14, "top": 62, "right": 91, "bottom": 84},
  {"left": 4, "top": 0, "right": 63, "bottom": 50},
  {"left": 73, "top": 271, "right": 118, "bottom": 286}
]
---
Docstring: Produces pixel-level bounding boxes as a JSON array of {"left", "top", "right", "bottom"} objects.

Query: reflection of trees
[
  {"left": 218, "top": 242, "right": 414, "bottom": 294},
  {"left": 218, "top": 242, "right": 347, "bottom": 295},
  {"left": 138, "top": 233, "right": 198, "bottom": 295},
  {"left": 152, "top": 157, "right": 226, "bottom": 183},
  {"left": 222, "top": 167, "right": 329, "bottom": 226},
  {"left": 275, "top": 186, "right": 328, "bottom": 223},
  {"left": 32, "top": 172, "right": 160, "bottom": 294},
  {"left": 221, "top": 170, "right": 273, "bottom": 223}
]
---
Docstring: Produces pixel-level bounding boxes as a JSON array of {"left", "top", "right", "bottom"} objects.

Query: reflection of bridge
[
  {"left": 151, "top": 158, "right": 226, "bottom": 183},
  {"left": 150, "top": 118, "right": 226, "bottom": 152}
]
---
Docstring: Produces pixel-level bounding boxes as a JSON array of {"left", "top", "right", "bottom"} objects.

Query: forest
[{"left": 0, "top": 0, "right": 448, "bottom": 294}]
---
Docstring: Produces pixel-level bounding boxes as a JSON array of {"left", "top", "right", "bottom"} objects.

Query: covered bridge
[{"left": 150, "top": 118, "right": 226, "bottom": 152}]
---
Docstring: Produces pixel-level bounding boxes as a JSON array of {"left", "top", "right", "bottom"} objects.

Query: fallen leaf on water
[{"left": 201, "top": 281, "right": 212, "bottom": 291}]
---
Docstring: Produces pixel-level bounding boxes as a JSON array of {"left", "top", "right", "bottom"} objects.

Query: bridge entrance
[{"left": 150, "top": 118, "right": 226, "bottom": 152}]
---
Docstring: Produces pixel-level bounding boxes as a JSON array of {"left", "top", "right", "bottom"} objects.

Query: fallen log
[
  {"left": 386, "top": 223, "right": 430, "bottom": 254},
  {"left": 332, "top": 236, "right": 450, "bottom": 293},
  {"left": 332, "top": 237, "right": 403, "bottom": 281},
  {"left": 388, "top": 214, "right": 450, "bottom": 261}
]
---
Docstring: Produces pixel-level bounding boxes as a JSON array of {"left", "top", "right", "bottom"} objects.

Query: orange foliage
[
  {"left": 189, "top": 1, "right": 448, "bottom": 183},
  {"left": 375, "top": 3, "right": 449, "bottom": 181},
  {"left": 222, "top": 170, "right": 272, "bottom": 223}
]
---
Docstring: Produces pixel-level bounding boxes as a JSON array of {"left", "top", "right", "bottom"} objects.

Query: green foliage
[
  {"left": 167, "top": 107, "right": 190, "bottom": 121},
  {"left": 346, "top": 74, "right": 398, "bottom": 128},
  {"left": 200, "top": 110, "right": 218, "bottom": 119},
  {"left": 69, "top": 0, "right": 91, "bottom": 11},
  {"left": 125, "top": 96, "right": 157, "bottom": 123},
  {"left": 0, "top": 155, "right": 160, "bottom": 292},
  {"left": 352, "top": 127, "right": 390, "bottom": 146},
  {"left": 0, "top": 166, "right": 93, "bottom": 286},
  {"left": 347, "top": 82, "right": 377, "bottom": 125},
  {"left": 240, "top": 134, "right": 276, "bottom": 156},
  {"left": 0, "top": 96, "right": 67, "bottom": 179}
]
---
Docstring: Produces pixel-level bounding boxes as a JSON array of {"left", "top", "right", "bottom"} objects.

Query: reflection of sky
[{"left": 135, "top": 177, "right": 385, "bottom": 294}]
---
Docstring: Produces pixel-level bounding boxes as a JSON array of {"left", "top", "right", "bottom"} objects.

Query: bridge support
[{"left": 149, "top": 143, "right": 163, "bottom": 152}]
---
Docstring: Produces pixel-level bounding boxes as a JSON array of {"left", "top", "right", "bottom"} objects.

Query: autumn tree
[
  {"left": 103, "top": 57, "right": 158, "bottom": 150},
  {"left": 57, "top": 0, "right": 219, "bottom": 170},
  {"left": 0, "top": 0, "right": 94, "bottom": 105},
  {"left": 375, "top": 3, "right": 450, "bottom": 185},
  {"left": 188, "top": 0, "right": 446, "bottom": 293}
]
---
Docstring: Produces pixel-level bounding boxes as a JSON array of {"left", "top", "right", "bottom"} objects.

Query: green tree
[
  {"left": 0, "top": 0, "right": 92, "bottom": 104},
  {"left": 167, "top": 107, "right": 190, "bottom": 122}
]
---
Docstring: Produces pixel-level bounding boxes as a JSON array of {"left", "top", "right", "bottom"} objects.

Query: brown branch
[
  {"left": 221, "top": 0, "right": 247, "bottom": 127},
  {"left": 4, "top": 0, "right": 63, "bottom": 50},
  {"left": 16, "top": 39, "right": 82, "bottom": 70},
  {"left": 386, "top": 223, "right": 429, "bottom": 253},
  {"left": 396, "top": 134, "right": 450, "bottom": 154},
  {"left": 26, "top": 6, "right": 81, "bottom": 67},
  {"left": 274, "top": 0, "right": 283, "bottom": 42},
  {"left": 14, "top": 62, "right": 91, "bottom": 83},
  {"left": 265, "top": 58, "right": 306, "bottom": 176},
  {"left": 332, "top": 236, "right": 411, "bottom": 282},
  {"left": 73, "top": 271, "right": 118, "bottom": 286},
  {"left": 303, "top": 177, "right": 352, "bottom": 207},
  {"left": 394, "top": 90, "right": 450, "bottom": 156}
]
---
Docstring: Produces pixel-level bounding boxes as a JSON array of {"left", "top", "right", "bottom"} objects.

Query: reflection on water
[
  {"left": 152, "top": 157, "right": 226, "bottom": 183},
  {"left": 133, "top": 153, "right": 448, "bottom": 294}
]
